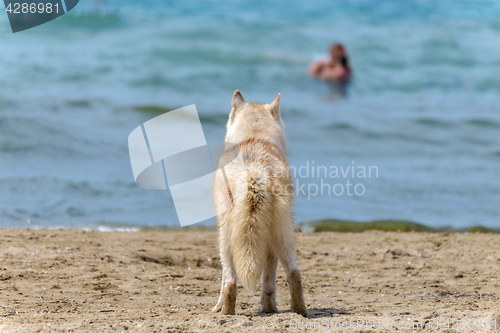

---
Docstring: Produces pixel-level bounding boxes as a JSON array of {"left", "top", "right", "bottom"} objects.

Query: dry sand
[{"left": 0, "top": 228, "right": 499, "bottom": 332}]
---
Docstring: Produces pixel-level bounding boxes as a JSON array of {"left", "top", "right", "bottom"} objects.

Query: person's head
[
  {"left": 329, "top": 43, "right": 347, "bottom": 60},
  {"left": 329, "top": 43, "right": 350, "bottom": 73}
]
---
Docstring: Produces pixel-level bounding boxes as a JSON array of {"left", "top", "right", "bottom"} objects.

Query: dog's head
[{"left": 225, "top": 90, "right": 286, "bottom": 150}]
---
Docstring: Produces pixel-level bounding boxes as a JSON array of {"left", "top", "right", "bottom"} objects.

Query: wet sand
[{"left": 0, "top": 228, "right": 499, "bottom": 332}]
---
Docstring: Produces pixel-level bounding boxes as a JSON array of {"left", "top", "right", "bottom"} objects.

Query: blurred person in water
[{"left": 309, "top": 43, "right": 352, "bottom": 82}]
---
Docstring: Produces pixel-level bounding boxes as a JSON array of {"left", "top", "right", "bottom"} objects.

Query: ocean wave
[
  {"left": 323, "top": 122, "right": 446, "bottom": 145},
  {"left": 324, "top": 123, "right": 355, "bottom": 131},
  {"left": 146, "top": 47, "right": 309, "bottom": 67},
  {"left": 475, "top": 77, "right": 500, "bottom": 92},
  {"left": 132, "top": 104, "right": 228, "bottom": 125},
  {"left": 416, "top": 54, "right": 477, "bottom": 68},
  {"left": 52, "top": 10, "right": 123, "bottom": 30},
  {"left": 0, "top": 117, "right": 95, "bottom": 157},
  {"left": 134, "top": 105, "right": 175, "bottom": 114},
  {"left": 415, "top": 118, "right": 454, "bottom": 128},
  {"left": 466, "top": 119, "right": 499, "bottom": 128}
]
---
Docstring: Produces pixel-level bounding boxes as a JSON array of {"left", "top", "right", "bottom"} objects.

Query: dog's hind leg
[
  {"left": 213, "top": 225, "right": 237, "bottom": 315},
  {"left": 220, "top": 265, "right": 237, "bottom": 315},
  {"left": 213, "top": 264, "right": 237, "bottom": 314},
  {"left": 259, "top": 250, "right": 279, "bottom": 313},
  {"left": 212, "top": 267, "right": 225, "bottom": 313},
  {"left": 274, "top": 230, "right": 308, "bottom": 317}
]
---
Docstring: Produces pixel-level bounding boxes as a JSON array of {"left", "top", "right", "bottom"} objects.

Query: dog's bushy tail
[{"left": 230, "top": 163, "right": 274, "bottom": 294}]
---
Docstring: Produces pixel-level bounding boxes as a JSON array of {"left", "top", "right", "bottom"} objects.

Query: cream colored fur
[{"left": 212, "top": 90, "right": 307, "bottom": 317}]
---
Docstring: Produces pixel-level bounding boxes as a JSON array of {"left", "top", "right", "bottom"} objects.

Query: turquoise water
[{"left": 1, "top": 0, "right": 499, "bottom": 229}]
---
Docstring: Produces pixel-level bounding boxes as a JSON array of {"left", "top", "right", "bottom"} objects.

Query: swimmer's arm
[{"left": 308, "top": 61, "right": 325, "bottom": 77}]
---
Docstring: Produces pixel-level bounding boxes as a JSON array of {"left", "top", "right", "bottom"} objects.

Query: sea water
[{"left": 0, "top": 0, "right": 499, "bottom": 229}]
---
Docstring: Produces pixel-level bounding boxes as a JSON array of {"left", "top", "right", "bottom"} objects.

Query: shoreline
[
  {"left": 1, "top": 228, "right": 499, "bottom": 332},
  {"left": 6, "top": 219, "right": 500, "bottom": 234}
]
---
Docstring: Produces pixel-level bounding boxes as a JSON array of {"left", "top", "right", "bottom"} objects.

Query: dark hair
[
  {"left": 339, "top": 55, "right": 351, "bottom": 76},
  {"left": 330, "top": 43, "right": 351, "bottom": 73}
]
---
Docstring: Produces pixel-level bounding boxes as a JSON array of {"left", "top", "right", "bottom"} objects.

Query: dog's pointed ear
[
  {"left": 268, "top": 93, "right": 281, "bottom": 120},
  {"left": 232, "top": 90, "right": 246, "bottom": 111}
]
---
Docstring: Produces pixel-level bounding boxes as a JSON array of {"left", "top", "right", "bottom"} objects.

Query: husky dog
[{"left": 212, "top": 90, "right": 307, "bottom": 317}]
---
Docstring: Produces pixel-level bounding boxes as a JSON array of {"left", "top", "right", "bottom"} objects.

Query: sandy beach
[{"left": 0, "top": 228, "right": 499, "bottom": 332}]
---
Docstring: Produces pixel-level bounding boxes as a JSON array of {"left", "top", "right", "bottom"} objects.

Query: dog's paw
[
  {"left": 220, "top": 308, "right": 235, "bottom": 315},
  {"left": 212, "top": 302, "right": 222, "bottom": 313},
  {"left": 291, "top": 306, "right": 308, "bottom": 318},
  {"left": 258, "top": 304, "right": 279, "bottom": 314}
]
